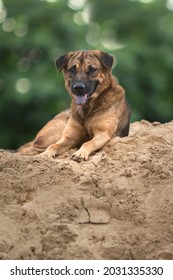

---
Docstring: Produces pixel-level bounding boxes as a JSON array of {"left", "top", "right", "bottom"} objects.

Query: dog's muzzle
[{"left": 71, "top": 80, "right": 98, "bottom": 105}]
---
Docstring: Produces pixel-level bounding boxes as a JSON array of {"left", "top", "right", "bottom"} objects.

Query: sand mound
[{"left": 0, "top": 120, "right": 173, "bottom": 260}]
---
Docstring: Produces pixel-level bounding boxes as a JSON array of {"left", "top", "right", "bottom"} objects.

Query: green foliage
[{"left": 0, "top": 0, "right": 173, "bottom": 149}]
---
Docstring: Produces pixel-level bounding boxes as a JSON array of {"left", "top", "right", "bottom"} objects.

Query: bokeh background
[{"left": 0, "top": 0, "right": 173, "bottom": 149}]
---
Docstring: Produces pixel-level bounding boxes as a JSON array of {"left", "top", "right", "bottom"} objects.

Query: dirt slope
[{"left": 0, "top": 120, "right": 173, "bottom": 260}]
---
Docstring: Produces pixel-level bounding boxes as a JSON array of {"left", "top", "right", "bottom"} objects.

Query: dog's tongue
[{"left": 75, "top": 94, "right": 88, "bottom": 105}]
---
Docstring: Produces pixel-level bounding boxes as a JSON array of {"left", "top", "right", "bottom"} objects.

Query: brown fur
[{"left": 18, "top": 50, "right": 130, "bottom": 162}]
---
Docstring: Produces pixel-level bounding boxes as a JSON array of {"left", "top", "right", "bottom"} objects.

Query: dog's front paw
[
  {"left": 40, "top": 144, "right": 58, "bottom": 159},
  {"left": 71, "top": 148, "right": 89, "bottom": 162}
]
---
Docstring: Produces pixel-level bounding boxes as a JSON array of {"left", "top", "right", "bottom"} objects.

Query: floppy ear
[
  {"left": 55, "top": 53, "right": 69, "bottom": 72},
  {"left": 95, "top": 51, "right": 114, "bottom": 71}
]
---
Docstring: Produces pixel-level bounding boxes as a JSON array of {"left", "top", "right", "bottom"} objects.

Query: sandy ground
[{"left": 0, "top": 120, "right": 173, "bottom": 260}]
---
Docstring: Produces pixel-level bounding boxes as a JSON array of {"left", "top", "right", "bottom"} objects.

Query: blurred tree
[{"left": 0, "top": 0, "right": 173, "bottom": 149}]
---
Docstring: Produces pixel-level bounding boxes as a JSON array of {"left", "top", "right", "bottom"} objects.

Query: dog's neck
[{"left": 71, "top": 101, "right": 93, "bottom": 122}]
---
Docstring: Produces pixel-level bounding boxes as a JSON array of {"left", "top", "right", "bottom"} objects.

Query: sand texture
[{"left": 0, "top": 120, "right": 173, "bottom": 260}]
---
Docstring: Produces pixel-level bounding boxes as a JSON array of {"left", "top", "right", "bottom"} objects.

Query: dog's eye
[
  {"left": 88, "top": 66, "right": 97, "bottom": 75},
  {"left": 68, "top": 66, "right": 76, "bottom": 74}
]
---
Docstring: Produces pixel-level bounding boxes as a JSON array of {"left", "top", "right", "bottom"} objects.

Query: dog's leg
[
  {"left": 71, "top": 131, "right": 111, "bottom": 162},
  {"left": 40, "top": 116, "right": 86, "bottom": 158}
]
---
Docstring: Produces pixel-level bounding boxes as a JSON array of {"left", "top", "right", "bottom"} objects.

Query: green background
[{"left": 0, "top": 0, "right": 173, "bottom": 149}]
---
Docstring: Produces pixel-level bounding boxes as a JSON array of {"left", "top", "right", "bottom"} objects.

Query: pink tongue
[{"left": 75, "top": 94, "right": 88, "bottom": 105}]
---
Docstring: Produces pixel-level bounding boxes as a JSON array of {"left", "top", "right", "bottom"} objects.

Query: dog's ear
[
  {"left": 94, "top": 51, "right": 114, "bottom": 71},
  {"left": 55, "top": 53, "right": 69, "bottom": 72}
]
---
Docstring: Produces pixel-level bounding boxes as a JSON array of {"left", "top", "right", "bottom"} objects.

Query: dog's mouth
[
  {"left": 73, "top": 81, "right": 99, "bottom": 106},
  {"left": 74, "top": 94, "right": 89, "bottom": 106}
]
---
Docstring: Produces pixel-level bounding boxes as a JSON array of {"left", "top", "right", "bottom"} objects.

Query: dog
[{"left": 18, "top": 50, "right": 131, "bottom": 162}]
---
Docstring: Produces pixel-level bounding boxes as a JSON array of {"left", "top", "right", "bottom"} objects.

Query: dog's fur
[{"left": 19, "top": 50, "right": 131, "bottom": 162}]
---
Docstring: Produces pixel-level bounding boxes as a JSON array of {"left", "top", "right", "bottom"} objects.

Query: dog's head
[{"left": 55, "top": 50, "right": 114, "bottom": 106}]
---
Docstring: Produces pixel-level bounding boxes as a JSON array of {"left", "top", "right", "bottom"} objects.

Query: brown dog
[{"left": 19, "top": 50, "right": 130, "bottom": 162}]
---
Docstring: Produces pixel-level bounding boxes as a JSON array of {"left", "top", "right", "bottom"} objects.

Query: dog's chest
[
  {"left": 76, "top": 103, "right": 94, "bottom": 120},
  {"left": 75, "top": 105, "right": 97, "bottom": 136}
]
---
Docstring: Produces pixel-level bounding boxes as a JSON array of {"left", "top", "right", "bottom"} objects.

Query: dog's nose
[{"left": 72, "top": 81, "right": 86, "bottom": 94}]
